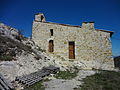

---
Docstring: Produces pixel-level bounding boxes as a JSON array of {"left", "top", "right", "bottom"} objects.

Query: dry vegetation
[
  {"left": 75, "top": 70, "right": 120, "bottom": 90},
  {"left": 0, "top": 35, "right": 32, "bottom": 61}
]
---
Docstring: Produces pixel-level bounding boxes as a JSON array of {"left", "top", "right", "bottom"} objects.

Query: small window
[
  {"left": 41, "top": 15, "right": 44, "bottom": 21},
  {"left": 50, "top": 29, "right": 53, "bottom": 36}
]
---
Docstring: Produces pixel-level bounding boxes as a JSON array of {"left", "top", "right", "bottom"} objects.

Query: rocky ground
[
  {"left": 0, "top": 23, "right": 79, "bottom": 82},
  {"left": 24, "top": 70, "right": 120, "bottom": 90},
  {"left": 23, "top": 70, "right": 96, "bottom": 90},
  {"left": 43, "top": 70, "right": 95, "bottom": 90},
  {"left": 0, "top": 23, "right": 56, "bottom": 81}
]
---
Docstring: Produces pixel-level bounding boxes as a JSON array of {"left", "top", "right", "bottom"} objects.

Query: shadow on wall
[{"left": 114, "top": 56, "right": 120, "bottom": 69}]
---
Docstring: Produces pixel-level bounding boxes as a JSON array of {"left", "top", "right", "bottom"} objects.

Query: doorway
[
  {"left": 49, "top": 40, "right": 54, "bottom": 52},
  {"left": 69, "top": 41, "right": 75, "bottom": 59}
]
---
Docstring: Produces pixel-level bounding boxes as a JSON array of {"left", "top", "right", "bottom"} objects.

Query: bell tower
[{"left": 35, "top": 13, "right": 46, "bottom": 22}]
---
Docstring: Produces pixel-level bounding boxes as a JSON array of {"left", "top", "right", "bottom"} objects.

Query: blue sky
[{"left": 0, "top": 0, "right": 120, "bottom": 56}]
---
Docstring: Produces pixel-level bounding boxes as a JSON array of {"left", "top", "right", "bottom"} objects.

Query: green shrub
[{"left": 0, "top": 55, "right": 13, "bottom": 61}]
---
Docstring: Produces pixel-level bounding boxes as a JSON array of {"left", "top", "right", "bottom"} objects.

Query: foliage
[
  {"left": 24, "top": 81, "right": 45, "bottom": 90},
  {"left": 54, "top": 70, "right": 78, "bottom": 80},
  {"left": 78, "top": 70, "right": 120, "bottom": 90},
  {"left": 43, "top": 78, "right": 51, "bottom": 82},
  {"left": 23, "top": 78, "right": 51, "bottom": 90},
  {"left": 0, "top": 55, "right": 13, "bottom": 61}
]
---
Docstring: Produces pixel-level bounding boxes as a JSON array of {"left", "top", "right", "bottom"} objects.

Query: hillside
[
  {"left": 114, "top": 56, "right": 120, "bottom": 68},
  {"left": 0, "top": 23, "right": 57, "bottom": 81}
]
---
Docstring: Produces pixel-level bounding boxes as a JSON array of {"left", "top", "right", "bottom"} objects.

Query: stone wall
[{"left": 32, "top": 14, "right": 114, "bottom": 70}]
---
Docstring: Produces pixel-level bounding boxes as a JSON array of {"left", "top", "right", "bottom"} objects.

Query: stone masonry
[{"left": 32, "top": 13, "right": 114, "bottom": 70}]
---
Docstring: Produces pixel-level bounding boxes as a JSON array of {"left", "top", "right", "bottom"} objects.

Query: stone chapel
[{"left": 32, "top": 13, "right": 114, "bottom": 70}]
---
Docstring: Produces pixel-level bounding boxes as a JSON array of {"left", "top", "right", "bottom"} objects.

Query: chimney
[
  {"left": 35, "top": 13, "right": 46, "bottom": 22},
  {"left": 82, "top": 22, "right": 95, "bottom": 30}
]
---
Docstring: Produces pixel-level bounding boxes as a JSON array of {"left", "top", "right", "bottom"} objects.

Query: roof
[
  {"left": 96, "top": 29, "right": 114, "bottom": 37},
  {"left": 44, "top": 22, "right": 81, "bottom": 28},
  {"left": 34, "top": 20, "right": 114, "bottom": 37}
]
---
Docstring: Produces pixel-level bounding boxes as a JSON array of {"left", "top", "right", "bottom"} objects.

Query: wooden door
[
  {"left": 69, "top": 42, "right": 75, "bottom": 59},
  {"left": 49, "top": 40, "right": 54, "bottom": 52}
]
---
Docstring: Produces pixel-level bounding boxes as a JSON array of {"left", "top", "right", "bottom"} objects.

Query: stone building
[{"left": 32, "top": 13, "right": 114, "bottom": 70}]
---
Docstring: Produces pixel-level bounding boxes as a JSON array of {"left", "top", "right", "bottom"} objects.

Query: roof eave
[
  {"left": 96, "top": 29, "right": 114, "bottom": 37},
  {"left": 34, "top": 20, "right": 114, "bottom": 37}
]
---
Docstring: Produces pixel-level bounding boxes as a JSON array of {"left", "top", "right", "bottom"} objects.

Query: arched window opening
[{"left": 41, "top": 15, "right": 44, "bottom": 21}]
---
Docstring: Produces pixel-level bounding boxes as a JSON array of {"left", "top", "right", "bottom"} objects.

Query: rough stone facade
[{"left": 32, "top": 13, "right": 114, "bottom": 70}]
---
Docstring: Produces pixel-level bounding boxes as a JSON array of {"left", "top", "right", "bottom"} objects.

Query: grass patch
[
  {"left": 23, "top": 81, "right": 45, "bottom": 90},
  {"left": 23, "top": 78, "right": 51, "bottom": 90},
  {"left": 43, "top": 78, "right": 51, "bottom": 82},
  {"left": 78, "top": 70, "right": 120, "bottom": 90},
  {"left": 0, "top": 55, "right": 13, "bottom": 61},
  {"left": 54, "top": 70, "right": 78, "bottom": 80}
]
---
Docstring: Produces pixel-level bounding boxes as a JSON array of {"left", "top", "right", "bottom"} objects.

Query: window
[
  {"left": 49, "top": 40, "right": 54, "bottom": 52},
  {"left": 50, "top": 29, "right": 53, "bottom": 36},
  {"left": 41, "top": 15, "right": 44, "bottom": 21}
]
